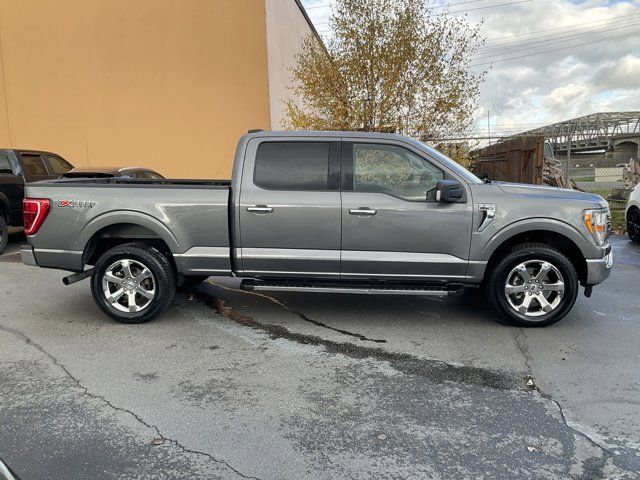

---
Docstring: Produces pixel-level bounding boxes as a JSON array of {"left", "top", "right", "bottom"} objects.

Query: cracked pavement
[{"left": 0, "top": 231, "right": 639, "bottom": 479}]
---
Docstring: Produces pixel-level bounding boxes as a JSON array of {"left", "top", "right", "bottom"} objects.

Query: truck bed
[{"left": 24, "top": 178, "right": 232, "bottom": 274}]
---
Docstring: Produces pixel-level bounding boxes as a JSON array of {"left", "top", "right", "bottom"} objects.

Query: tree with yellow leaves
[{"left": 286, "top": 0, "right": 485, "bottom": 143}]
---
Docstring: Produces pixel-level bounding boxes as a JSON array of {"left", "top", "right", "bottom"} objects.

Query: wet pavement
[{"left": 0, "top": 235, "right": 638, "bottom": 479}]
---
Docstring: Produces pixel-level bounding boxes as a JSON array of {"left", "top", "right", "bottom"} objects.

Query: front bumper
[
  {"left": 585, "top": 244, "right": 613, "bottom": 285},
  {"left": 20, "top": 245, "right": 38, "bottom": 266}
]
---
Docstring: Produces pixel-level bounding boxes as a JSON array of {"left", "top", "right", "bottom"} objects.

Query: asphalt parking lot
[{"left": 0, "top": 231, "right": 639, "bottom": 480}]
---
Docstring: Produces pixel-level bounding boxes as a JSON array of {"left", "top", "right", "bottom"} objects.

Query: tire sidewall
[
  {"left": 91, "top": 246, "right": 174, "bottom": 323},
  {"left": 628, "top": 209, "right": 640, "bottom": 242},
  {"left": 489, "top": 247, "right": 578, "bottom": 327},
  {"left": 0, "top": 214, "right": 8, "bottom": 254}
]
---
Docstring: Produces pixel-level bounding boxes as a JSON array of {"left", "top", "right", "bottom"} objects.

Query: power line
[
  {"left": 429, "top": 0, "right": 514, "bottom": 9},
  {"left": 470, "top": 30, "right": 640, "bottom": 67},
  {"left": 304, "top": 3, "right": 331, "bottom": 10},
  {"left": 308, "top": 0, "right": 535, "bottom": 19},
  {"left": 473, "top": 21, "right": 640, "bottom": 59},
  {"left": 484, "top": 11, "right": 640, "bottom": 42},
  {"left": 305, "top": 0, "right": 502, "bottom": 11},
  {"left": 315, "top": 0, "right": 536, "bottom": 30},
  {"left": 479, "top": 14, "right": 640, "bottom": 51},
  {"left": 447, "top": 0, "right": 533, "bottom": 14}
]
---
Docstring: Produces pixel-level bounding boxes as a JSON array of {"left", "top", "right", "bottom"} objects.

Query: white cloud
[{"left": 300, "top": 0, "right": 640, "bottom": 134}]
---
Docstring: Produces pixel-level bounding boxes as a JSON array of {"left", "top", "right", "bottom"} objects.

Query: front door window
[{"left": 353, "top": 143, "right": 443, "bottom": 202}]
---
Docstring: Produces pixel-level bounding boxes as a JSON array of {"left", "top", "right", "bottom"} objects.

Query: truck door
[
  {"left": 340, "top": 141, "right": 473, "bottom": 281},
  {"left": 238, "top": 137, "right": 341, "bottom": 278}
]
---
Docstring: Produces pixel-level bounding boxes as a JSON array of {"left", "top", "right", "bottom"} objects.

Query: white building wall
[{"left": 264, "top": 0, "right": 317, "bottom": 129}]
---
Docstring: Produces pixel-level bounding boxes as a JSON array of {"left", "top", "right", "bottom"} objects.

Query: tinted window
[
  {"left": 146, "top": 171, "right": 164, "bottom": 179},
  {"left": 353, "top": 144, "right": 444, "bottom": 202},
  {"left": 0, "top": 152, "right": 11, "bottom": 173},
  {"left": 255, "top": 142, "right": 330, "bottom": 190},
  {"left": 46, "top": 155, "right": 73, "bottom": 175},
  {"left": 20, "top": 154, "right": 48, "bottom": 176}
]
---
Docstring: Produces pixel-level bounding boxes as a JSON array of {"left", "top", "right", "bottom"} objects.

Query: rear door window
[
  {"left": 0, "top": 152, "right": 12, "bottom": 173},
  {"left": 20, "top": 153, "right": 49, "bottom": 177},
  {"left": 254, "top": 142, "right": 330, "bottom": 190},
  {"left": 45, "top": 155, "right": 73, "bottom": 175}
]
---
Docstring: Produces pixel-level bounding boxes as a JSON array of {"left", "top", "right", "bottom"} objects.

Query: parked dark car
[
  {"left": 61, "top": 166, "right": 164, "bottom": 179},
  {"left": 0, "top": 149, "right": 73, "bottom": 253}
]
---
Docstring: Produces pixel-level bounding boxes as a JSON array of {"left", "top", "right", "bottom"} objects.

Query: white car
[{"left": 627, "top": 184, "right": 640, "bottom": 242}]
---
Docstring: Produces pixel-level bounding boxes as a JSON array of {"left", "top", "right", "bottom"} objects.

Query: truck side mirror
[{"left": 436, "top": 180, "right": 464, "bottom": 202}]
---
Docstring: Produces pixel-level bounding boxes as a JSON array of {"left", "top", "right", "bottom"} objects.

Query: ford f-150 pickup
[{"left": 20, "top": 131, "right": 613, "bottom": 327}]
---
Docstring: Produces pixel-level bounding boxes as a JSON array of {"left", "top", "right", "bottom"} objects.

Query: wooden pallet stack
[{"left": 542, "top": 155, "right": 568, "bottom": 189}]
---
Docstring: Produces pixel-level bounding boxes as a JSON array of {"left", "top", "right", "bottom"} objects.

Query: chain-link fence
[{"left": 562, "top": 158, "right": 639, "bottom": 230}]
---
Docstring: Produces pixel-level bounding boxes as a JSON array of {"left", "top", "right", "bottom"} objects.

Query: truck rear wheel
[
  {"left": 90, "top": 243, "right": 176, "bottom": 324},
  {"left": 487, "top": 243, "right": 578, "bottom": 327},
  {"left": 0, "top": 214, "right": 7, "bottom": 254}
]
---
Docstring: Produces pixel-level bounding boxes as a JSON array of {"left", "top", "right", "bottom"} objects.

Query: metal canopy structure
[{"left": 517, "top": 111, "right": 640, "bottom": 153}]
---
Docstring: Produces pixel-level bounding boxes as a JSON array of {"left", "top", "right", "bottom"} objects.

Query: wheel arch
[
  {"left": 483, "top": 227, "right": 588, "bottom": 285},
  {"left": 80, "top": 212, "right": 180, "bottom": 267}
]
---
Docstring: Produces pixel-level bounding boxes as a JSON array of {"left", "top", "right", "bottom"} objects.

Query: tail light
[{"left": 23, "top": 198, "right": 51, "bottom": 235}]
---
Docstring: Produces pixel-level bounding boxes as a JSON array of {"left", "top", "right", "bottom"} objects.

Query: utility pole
[{"left": 487, "top": 110, "right": 491, "bottom": 145}]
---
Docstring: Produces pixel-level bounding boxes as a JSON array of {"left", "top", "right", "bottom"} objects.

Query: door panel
[
  {"left": 340, "top": 142, "right": 474, "bottom": 281},
  {"left": 341, "top": 192, "right": 472, "bottom": 279},
  {"left": 239, "top": 138, "right": 342, "bottom": 278}
]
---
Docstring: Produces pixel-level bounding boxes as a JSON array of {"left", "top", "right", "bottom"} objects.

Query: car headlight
[{"left": 583, "top": 208, "right": 611, "bottom": 246}]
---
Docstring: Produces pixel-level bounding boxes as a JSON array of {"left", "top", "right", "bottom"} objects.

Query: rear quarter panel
[{"left": 24, "top": 183, "right": 230, "bottom": 272}]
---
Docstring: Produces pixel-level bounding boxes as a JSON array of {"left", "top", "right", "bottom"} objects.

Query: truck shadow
[
  {"left": 196, "top": 279, "right": 502, "bottom": 335},
  {"left": 0, "top": 228, "right": 26, "bottom": 262}
]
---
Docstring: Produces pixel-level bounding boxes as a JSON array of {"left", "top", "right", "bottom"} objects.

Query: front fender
[{"left": 477, "top": 217, "right": 599, "bottom": 260}]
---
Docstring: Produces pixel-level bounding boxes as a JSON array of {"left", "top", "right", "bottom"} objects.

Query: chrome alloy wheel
[
  {"left": 102, "top": 259, "right": 156, "bottom": 313},
  {"left": 504, "top": 260, "right": 565, "bottom": 318}
]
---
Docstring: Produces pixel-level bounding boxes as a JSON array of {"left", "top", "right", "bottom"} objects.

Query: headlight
[{"left": 583, "top": 208, "right": 610, "bottom": 246}]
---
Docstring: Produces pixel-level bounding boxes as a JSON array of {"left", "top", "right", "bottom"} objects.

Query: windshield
[{"left": 413, "top": 139, "right": 483, "bottom": 184}]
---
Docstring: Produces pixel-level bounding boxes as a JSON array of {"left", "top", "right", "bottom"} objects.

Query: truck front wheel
[
  {"left": 487, "top": 243, "right": 579, "bottom": 327},
  {"left": 90, "top": 243, "right": 176, "bottom": 324}
]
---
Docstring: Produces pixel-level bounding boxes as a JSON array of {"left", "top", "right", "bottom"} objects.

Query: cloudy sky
[{"left": 299, "top": 0, "right": 640, "bottom": 137}]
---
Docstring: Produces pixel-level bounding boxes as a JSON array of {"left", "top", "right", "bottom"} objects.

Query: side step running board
[{"left": 242, "top": 282, "right": 464, "bottom": 297}]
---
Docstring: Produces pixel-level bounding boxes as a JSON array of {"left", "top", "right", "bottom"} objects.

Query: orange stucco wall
[{"left": 0, "top": 0, "right": 272, "bottom": 178}]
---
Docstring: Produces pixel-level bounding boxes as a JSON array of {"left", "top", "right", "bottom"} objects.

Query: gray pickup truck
[{"left": 21, "top": 131, "right": 613, "bottom": 327}]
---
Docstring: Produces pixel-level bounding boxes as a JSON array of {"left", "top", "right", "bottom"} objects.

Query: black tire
[
  {"left": 90, "top": 243, "right": 176, "bottom": 324},
  {"left": 627, "top": 208, "right": 640, "bottom": 243},
  {"left": 487, "top": 243, "right": 579, "bottom": 327},
  {"left": 0, "top": 214, "right": 7, "bottom": 255}
]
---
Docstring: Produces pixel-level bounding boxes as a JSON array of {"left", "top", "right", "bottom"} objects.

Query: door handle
[
  {"left": 247, "top": 205, "right": 274, "bottom": 213},
  {"left": 349, "top": 208, "right": 377, "bottom": 216}
]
